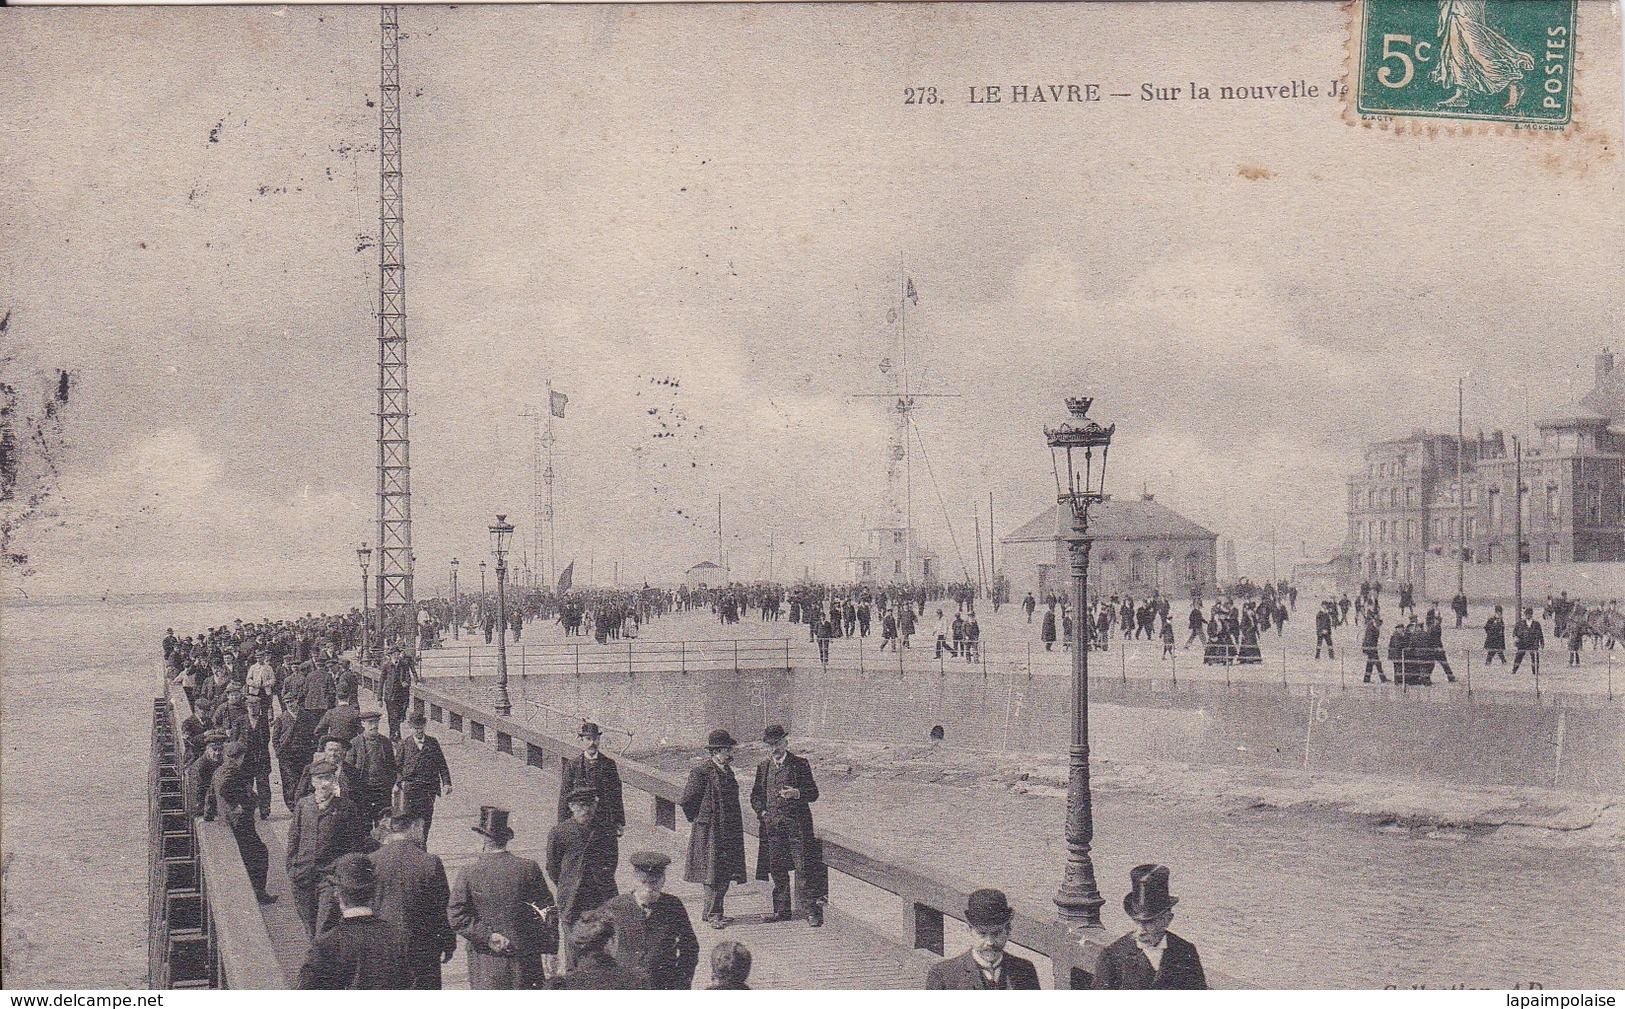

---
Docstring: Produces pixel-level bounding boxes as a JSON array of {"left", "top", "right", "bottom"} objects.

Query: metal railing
[{"left": 417, "top": 637, "right": 793, "bottom": 678}]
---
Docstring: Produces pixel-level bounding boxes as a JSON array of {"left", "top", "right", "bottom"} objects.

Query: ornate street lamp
[
  {"left": 357, "top": 543, "right": 373, "bottom": 661},
  {"left": 490, "top": 515, "right": 515, "bottom": 716},
  {"left": 450, "top": 557, "right": 460, "bottom": 641},
  {"left": 1046, "top": 396, "right": 1115, "bottom": 928}
]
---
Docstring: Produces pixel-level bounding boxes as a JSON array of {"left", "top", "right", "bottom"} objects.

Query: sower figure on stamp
[
  {"left": 1092, "top": 864, "right": 1208, "bottom": 990},
  {"left": 449, "top": 806, "right": 557, "bottom": 989},
  {"left": 556, "top": 721, "right": 625, "bottom": 898},
  {"left": 925, "top": 889, "right": 1041, "bottom": 989},
  {"left": 750, "top": 724, "right": 826, "bottom": 926},
  {"left": 680, "top": 729, "right": 748, "bottom": 928}
]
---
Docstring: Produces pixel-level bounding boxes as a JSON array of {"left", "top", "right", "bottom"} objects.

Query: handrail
[
  {"left": 157, "top": 678, "right": 287, "bottom": 989},
  {"left": 405, "top": 680, "right": 1141, "bottom": 988}
]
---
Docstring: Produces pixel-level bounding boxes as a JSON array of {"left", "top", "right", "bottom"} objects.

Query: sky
[{"left": 3, "top": 2, "right": 1623, "bottom": 598}]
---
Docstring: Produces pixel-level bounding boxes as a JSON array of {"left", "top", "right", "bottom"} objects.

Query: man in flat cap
[
  {"left": 396, "top": 712, "right": 452, "bottom": 843},
  {"left": 926, "top": 889, "right": 1041, "bottom": 989},
  {"left": 286, "top": 758, "right": 375, "bottom": 937},
  {"left": 680, "top": 729, "right": 748, "bottom": 928},
  {"left": 371, "top": 811, "right": 456, "bottom": 989},
  {"left": 751, "top": 724, "right": 826, "bottom": 926},
  {"left": 557, "top": 721, "right": 626, "bottom": 898},
  {"left": 295, "top": 736, "right": 364, "bottom": 804},
  {"left": 296, "top": 853, "right": 411, "bottom": 989},
  {"left": 1091, "top": 864, "right": 1207, "bottom": 989},
  {"left": 449, "top": 807, "right": 556, "bottom": 989},
  {"left": 313, "top": 685, "right": 362, "bottom": 746},
  {"left": 186, "top": 731, "right": 228, "bottom": 821},
  {"left": 347, "top": 710, "right": 397, "bottom": 822},
  {"left": 602, "top": 852, "right": 699, "bottom": 989},
  {"left": 547, "top": 785, "right": 620, "bottom": 963}
]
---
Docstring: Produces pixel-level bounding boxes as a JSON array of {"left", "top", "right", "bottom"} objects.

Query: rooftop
[{"left": 1003, "top": 496, "right": 1217, "bottom": 544}]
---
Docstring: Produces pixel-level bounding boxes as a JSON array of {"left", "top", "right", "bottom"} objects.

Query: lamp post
[
  {"left": 357, "top": 543, "right": 373, "bottom": 661},
  {"left": 450, "top": 558, "right": 460, "bottom": 641},
  {"left": 1046, "top": 396, "right": 1114, "bottom": 928},
  {"left": 490, "top": 515, "right": 515, "bottom": 717}
]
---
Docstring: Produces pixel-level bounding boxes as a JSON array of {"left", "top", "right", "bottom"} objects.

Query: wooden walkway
[{"left": 253, "top": 728, "right": 933, "bottom": 989}]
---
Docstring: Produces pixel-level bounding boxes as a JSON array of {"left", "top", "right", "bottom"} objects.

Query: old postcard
[{"left": 2, "top": 1, "right": 1622, "bottom": 994}]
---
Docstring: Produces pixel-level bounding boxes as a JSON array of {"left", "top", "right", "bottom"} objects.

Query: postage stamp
[{"left": 1354, "top": 0, "right": 1577, "bottom": 128}]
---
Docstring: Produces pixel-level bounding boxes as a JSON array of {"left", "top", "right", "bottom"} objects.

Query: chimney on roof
[
  {"left": 1141, "top": 492, "right": 1155, "bottom": 502},
  {"left": 1598, "top": 348, "right": 1615, "bottom": 389}
]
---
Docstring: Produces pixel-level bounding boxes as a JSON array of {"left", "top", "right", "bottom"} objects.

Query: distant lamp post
[
  {"left": 450, "top": 557, "right": 460, "bottom": 641},
  {"left": 357, "top": 543, "right": 373, "bottom": 661},
  {"left": 490, "top": 515, "right": 515, "bottom": 716},
  {"left": 1046, "top": 396, "right": 1115, "bottom": 928},
  {"left": 480, "top": 560, "right": 487, "bottom": 598}
]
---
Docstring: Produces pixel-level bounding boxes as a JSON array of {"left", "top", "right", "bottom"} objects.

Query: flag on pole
[
  {"left": 557, "top": 560, "right": 574, "bottom": 593},
  {"left": 550, "top": 390, "right": 569, "bottom": 418},
  {"left": 905, "top": 278, "right": 918, "bottom": 305}
]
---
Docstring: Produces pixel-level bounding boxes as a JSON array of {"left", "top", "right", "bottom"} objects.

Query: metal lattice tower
[{"left": 374, "top": 5, "right": 415, "bottom": 650}]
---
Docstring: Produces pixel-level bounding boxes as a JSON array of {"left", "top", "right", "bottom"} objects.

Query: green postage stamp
[{"left": 1355, "top": 0, "right": 1576, "bottom": 127}]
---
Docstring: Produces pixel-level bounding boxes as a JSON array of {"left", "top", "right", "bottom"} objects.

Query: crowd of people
[{"left": 163, "top": 612, "right": 1206, "bottom": 990}]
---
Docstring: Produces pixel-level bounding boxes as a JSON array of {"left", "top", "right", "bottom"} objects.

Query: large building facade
[
  {"left": 1001, "top": 495, "right": 1218, "bottom": 601},
  {"left": 1343, "top": 351, "right": 1625, "bottom": 592}
]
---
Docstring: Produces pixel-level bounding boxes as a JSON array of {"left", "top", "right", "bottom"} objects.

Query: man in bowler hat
[
  {"left": 557, "top": 721, "right": 626, "bottom": 897},
  {"left": 925, "top": 888, "right": 1041, "bottom": 989},
  {"left": 1091, "top": 864, "right": 1207, "bottom": 989},
  {"left": 680, "top": 729, "right": 748, "bottom": 927},
  {"left": 449, "top": 806, "right": 556, "bottom": 989},
  {"left": 602, "top": 851, "right": 700, "bottom": 989},
  {"left": 296, "top": 853, "right": 412, "bottom": 989},
  {"left": 750, "top": 724, "right": 826, "bottom": 926},
  {"left": 396, "top": 712, "right": 452, "bottom": 842}
]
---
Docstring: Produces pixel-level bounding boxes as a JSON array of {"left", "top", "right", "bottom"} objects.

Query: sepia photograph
[{"left": 2, "top": 0, "right": 1622, "bottom": 992}]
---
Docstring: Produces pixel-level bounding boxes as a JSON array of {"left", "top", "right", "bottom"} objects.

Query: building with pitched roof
[{"left": 1000, "top": 494, "right": 1218, "bottom": 601}]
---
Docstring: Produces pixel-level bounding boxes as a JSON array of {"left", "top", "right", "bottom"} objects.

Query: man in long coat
[
  {"left": 396, "top": 712, "right": 452, "bottom": 842},
  {"left": 380, "top": 650, "right": 413, "bottom": 740},
  {"left": 679, "top": 729, "right": 747, "bottom": 926},
  {"left": 1091, "top": 864, "right": 1207, "bottom": 989},
  {"left": 449, "top": 807, "right": 556, "bottom": 989},
  {"left": 556, "top": 721, "right": 625, "bottom": 898},
  {"left": 347, "top": 711, "right": 397, "bottom": 821},
  {"left": 547, "top": 785, "right": 620, "bottom": 956},
  {"left": 296, "top": 854, "right": 412, "bottom": 989},
  {"left": 285, "top": 760, "right": 376, "bottom": 937},
  {"left": 750, "top": 725, "right": 825, "bottom": 926},
  {"left": 602, "top": 852, "right": 699, "bottom": 989},
  {"left": 371, "top": 812, "right": 456, "bottom": 989}
]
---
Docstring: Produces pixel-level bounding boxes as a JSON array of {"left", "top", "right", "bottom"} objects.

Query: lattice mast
[{"left": 374, "top": 5, "right": 415, "bottom": 651}]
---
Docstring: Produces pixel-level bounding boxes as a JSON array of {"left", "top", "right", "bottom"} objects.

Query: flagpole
[{"left": 901, "top": 255, "right": 912, "bottom": 585}]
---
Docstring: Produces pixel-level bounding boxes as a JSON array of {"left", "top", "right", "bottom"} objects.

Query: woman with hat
[
  {"left": 925, "top": 889, "right": 1040, "bottom": 989},
  {"left": 1091, "top": 864, "right": 1207, "bottom": 989},
  {"left": 679, "top": 729, "right": 748, "bottom": 928}
]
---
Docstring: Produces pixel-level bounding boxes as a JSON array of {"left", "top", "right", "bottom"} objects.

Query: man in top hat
[
  {"left": 548, "top": 786, "right": 621, "bottom": 943},
  {"left": 449, "top": 807, "right": 556, "bottom": 989},
  {"left": 925, "top": 888, "right": 1041, "bottom": 989},
  {"left": 1091, "top": 864, "right": 1207, "bottom": 989},
  {"left": 296, "top": 853, "right": 412, "bottom": 989},
  {"left": 750, "top": 724, "right": 826, "bottom": 926},
  {"left": 679, "top": 729, "right": 748, "bottom": 927},
  {"left": 213, "top": 739, "right": 277, "bottom": 904},
  {"left": 286, "top": 758, "right": 376, "bottom": 937},
  {"left": 347, "top": 710, "right": 398, "bottom": 821},
  {"left": 602, "top": 851, "right": 700, "bottom": 990},
  {"left": 556, "top": 721, "right": 626, "bottom": 897},
  {"left": 371, "top": 811, "right": 457, "bottom": 989},
  {"left": 396, "top": 712, "right": 452, "bottom": 842}
]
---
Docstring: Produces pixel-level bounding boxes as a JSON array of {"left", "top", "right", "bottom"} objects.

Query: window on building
[
  {"left": 1367, "top": 489, "right": 1375, "bottom": 509},
  {"left": 862, "top": 560, "right": 873, "bottom": 577},
  {"left": 1588, "top": 483, "right": 1602, "bottom": 524},
  {"left": 1185, "top": 553, "right": 1201, "bottom": 583},
  {"left": 1546, "top": 543, "right": 1557, "bottom": 562},
  {"left": 894, "top": 530, "right": 905, "bottom": 545},
  {"left": 1447, "top": 516, "right": 1457, "bottom": 539},
  {"left": 1546, "top": 486, "right": 1559, "bottom": 523},
  {"left": 1128, "top": 552, "right": 1145, "bottom": 584},
  {"left": 894, "top": 559, "right": 902, "bottom": 575},
  {"left": 922, "top": 558, "right": 933, "bottom": 580},
  {"left": 1406, "top": 519, "right": 1415, "bottom": 541},
  {"left": 1489, "top": 489, "right": 1501, "bottom": 529},
  {"left": 1405, "top": 486, "right": 1415, "bottom": 507},
  {"left": 1467, "top": 516, "right": 1477, "bottom": 538},
  {"left": 1390, "top": 488, "right": 1398, "bottom": 508}
]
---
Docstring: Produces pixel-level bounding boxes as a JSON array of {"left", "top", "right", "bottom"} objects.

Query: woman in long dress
[{"left": 1434, "top": 0, "right": 1536, "bottom": 109}]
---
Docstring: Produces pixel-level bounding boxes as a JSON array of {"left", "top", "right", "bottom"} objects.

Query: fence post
[
  {"left": 734, "top": 639, "right": 740, "bottom": 674},
  {"left": 520, "top": 645, "right": 527, "bottom": 679},
  {"left": 1466, "top": 648, "right": 1472, "bottom": 696},
  {"left": 1281, "top": 646, "right": 1288, "bottom": 688},
  {"left": 628, "top": 640, "right": 634, "bottom": 677},
  {"left": 467, "top": 647, "right": 473, "bottom": 681},
  {"left": 681, "top": 640, "right": 686, "bottom": 675},
  {"left": 859, "top": 633, "right": 865, "bottom": 675},
  {"left": 574, "top": 643, "right": 580, "bottom": 677},
  {"left": 1171, "top": 651, "right": 1177, "bottom": 688}
]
